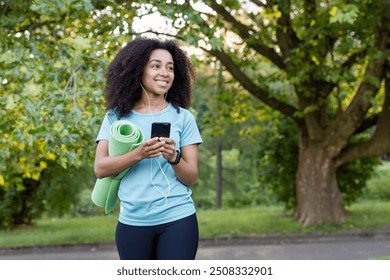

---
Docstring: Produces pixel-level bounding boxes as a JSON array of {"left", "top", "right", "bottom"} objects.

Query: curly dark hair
[{"left": 104, "top": 37, "right": 196, "bottom": 118}]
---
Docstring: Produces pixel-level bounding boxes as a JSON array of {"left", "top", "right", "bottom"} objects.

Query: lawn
[{"left": 0, "top": 200, "right": 389, "bottom": 248}]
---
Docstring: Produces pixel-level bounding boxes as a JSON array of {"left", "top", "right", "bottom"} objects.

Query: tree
[
  {"left": 191, "top": 61, "right": 279, "bottom": 209},
  {"left": 0, "top": 0, "right": 137, "bottom": 228},
  {"left": 2, "top": 0, "right": 389, "bottom": 227},
  {"left": 134, "top": 0, "right": 390, "bottom": 224}
]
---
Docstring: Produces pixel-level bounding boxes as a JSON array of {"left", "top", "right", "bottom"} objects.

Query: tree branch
[
  {"left": 208, "top": 0, "right": 286, "bottom": 69},
  {"left": 249, "top": 0, "right": 268, "bottom": 9},
  {"left": 303, "top": 0, "right": 316, "bottom": 27},
  {"left": 353, "top": 114, "right": 379, "bottom": 134},
  {"left": 330, "top": 10, "right": 390, "bottom": 160},
  {"left": 335, "top": 73, "right": 390, "bottom": 167},
  {"left": 275, "top": 1, "right": 300, "bottom": 62},
  {"left": 207, "top": 48, "right": 300, "bottom": 122},
  {"left": 341, "top": 49, "right": 367, "bottom": 71}
]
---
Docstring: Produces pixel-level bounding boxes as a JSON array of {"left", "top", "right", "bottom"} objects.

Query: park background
[{"left": 0, "top": 0, "right": 390, "bottom": 249}]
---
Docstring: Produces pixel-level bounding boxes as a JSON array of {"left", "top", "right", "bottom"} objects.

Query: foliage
[
  {"left": 0, "top": 0, "right": 138, "bottom": 228},
  {"left": 69, "top": 188, "right": 105, "bottom": 217},
  {"left": 37, "top": 165, "right": 96, "bottom": 217},
  {"left": 337, "top": 157, "right": 380, "bottom": 205},
  {"left": 0, "top": 164, "right": 94, "bottom": 228},
  {"left": 253, "top": 115, "right": 299, "bottom": 210},
  {"left": 192, "top": 60, "right": 378, "bottom": 211},
  {"left": 255, "top": 116, "right": 380, "bottom": 210},
  {"left": 1, "top": 0, "right": 389, "bottom": 228},
  {"left": 136, "top": 0, "right": 390, "bottom": 224},
  {"left": 192, "top": 63, "right": 280, "bottom": 209},
  {"left": 364, "top": 161, "right": 390, "bottom": 201}
]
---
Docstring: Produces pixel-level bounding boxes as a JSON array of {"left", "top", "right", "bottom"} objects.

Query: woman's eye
[{"left": 152, "top": 64, "right": 160, "bottom": 69}]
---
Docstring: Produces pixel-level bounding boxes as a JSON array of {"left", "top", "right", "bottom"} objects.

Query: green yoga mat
[{"left": 91, "top": 120, "right": 144, "bottom": 214}]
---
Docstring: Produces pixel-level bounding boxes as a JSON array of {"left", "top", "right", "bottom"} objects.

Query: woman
[{"left": 94, "top": 37, "right": 202, "bottom": 260}]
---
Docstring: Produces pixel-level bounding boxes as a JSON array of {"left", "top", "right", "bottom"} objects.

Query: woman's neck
[{"left": 134, "top": 95, "right": 167, "bottom": 113}]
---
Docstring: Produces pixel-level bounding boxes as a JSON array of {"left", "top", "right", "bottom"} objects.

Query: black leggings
[{"left": 115, "top": 213, "right": 199, "bottom": 260}]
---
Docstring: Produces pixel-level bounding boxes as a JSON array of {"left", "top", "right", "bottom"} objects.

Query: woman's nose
[{"left": 159, "top": 67, "right": 168, "bottom": 76}]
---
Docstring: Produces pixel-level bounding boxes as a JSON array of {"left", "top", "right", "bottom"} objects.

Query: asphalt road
[{"left": 1, "top": 229, "right": 390, "bottom": 260}]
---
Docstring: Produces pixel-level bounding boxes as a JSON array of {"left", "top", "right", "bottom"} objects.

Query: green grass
[
  {"left": 0, "top": 215, "right": 118, "bottom": 247},
  {"left": 198, "top": 200, "right": 390, "bottom": 237},
  {"left": 0, "top": 200, "right": 389, "bottom": 248}
]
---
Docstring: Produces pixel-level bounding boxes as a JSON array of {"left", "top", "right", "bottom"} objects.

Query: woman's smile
[{"left": 141, "top": 49, "right": 175, "bottom": 96}]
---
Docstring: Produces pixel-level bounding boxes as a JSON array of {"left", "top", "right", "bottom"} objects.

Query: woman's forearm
[
  {"left": 94, "top": 137, "right": 170, "bottom": 179},
  {"left": 94, "top": 141, "right": 143, "bottom": 179},
  {"left": 170, "top": 145, "right": 199, "bottom": 187}
]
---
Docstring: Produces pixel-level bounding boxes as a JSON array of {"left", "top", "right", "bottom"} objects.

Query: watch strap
[{"left": 168, "top": 150, "right": 181, "bottom": 165}]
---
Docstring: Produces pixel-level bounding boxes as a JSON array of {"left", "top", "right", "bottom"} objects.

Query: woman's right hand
[{"left": 94, "top": 137, "right": 167, "bottom": 179}]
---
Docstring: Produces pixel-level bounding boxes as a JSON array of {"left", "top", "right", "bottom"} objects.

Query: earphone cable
[{"left": 141, "top": 84, "right": 171, "bottom": 206}]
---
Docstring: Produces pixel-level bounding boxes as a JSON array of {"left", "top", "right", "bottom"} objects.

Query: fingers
[
  {"left": 158, "top": 137, "right": 171, "bottom": 143},
  {"left": 142, "top": 137, "right": 176, "bottom": 159},
  {"left": 158, "top": 137, "right": 176, "bottom": 148},
  {"left": 159, "top": 137, "right": 176, "bottom": 160},
  {"left": 141, "top": 138, "right": 163, "bottom": 158}
]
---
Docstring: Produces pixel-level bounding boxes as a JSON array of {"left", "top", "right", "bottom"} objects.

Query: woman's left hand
[{"left": 158, "top": 137, "right": 177, "bottom": 162}]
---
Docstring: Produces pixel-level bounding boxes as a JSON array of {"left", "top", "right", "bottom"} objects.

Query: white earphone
[{"left": 140, "top": 83, "right": 171, "bottom": 207}]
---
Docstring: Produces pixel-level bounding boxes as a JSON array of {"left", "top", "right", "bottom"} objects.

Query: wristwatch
[{"left": 168, "top": 150, "right": 181, "bottom": 165}]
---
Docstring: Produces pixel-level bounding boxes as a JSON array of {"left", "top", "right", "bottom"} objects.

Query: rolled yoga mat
[{"left": 91, "top": 120, "right": 144, "bottom": 214}]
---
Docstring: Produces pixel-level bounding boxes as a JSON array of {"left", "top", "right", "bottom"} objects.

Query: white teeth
[{"left": 157, "top": 81, "right": 168, "bottom": 86}]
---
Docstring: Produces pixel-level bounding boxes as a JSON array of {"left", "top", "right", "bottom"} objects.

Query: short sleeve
[
  {"left": 180, "top": 110, "right": 203, "bottom": 147},
  {"left": 95, "top": 111, "right": 118, "bottom": 143}
]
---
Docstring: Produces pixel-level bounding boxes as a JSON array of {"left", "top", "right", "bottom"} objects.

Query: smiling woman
[
  {"left": 140, "top": 49, "right": 175, "bottom": 100},
  {"left": 93, "top": 37, "right": 202, "bottom": 260}
]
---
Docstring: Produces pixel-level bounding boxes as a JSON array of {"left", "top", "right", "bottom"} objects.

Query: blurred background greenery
[{"left": 1, "top": 0, "right": 389, "bottom": 233}]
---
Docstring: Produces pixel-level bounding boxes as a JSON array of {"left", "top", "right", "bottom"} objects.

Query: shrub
[{"left": 364, "top": 161, "right": 390, "bottom": 201}]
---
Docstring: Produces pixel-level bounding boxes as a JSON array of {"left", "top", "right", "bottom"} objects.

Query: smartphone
[{"left": 151, "top": 122, "right": 171, "bottom": 138}]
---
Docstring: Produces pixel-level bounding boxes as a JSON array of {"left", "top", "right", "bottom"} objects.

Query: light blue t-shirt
[{"left": 96, "top": 104, "right": 203, "bottom": 226}]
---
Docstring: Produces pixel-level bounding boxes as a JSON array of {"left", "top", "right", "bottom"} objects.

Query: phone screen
[{"left": 151, "top": 122, "right": 171, "bottom": 138}]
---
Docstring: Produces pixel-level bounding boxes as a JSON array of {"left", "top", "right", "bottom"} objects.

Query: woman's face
[{"left": 141, "top": 49, "right": 174, "bottom": 96}]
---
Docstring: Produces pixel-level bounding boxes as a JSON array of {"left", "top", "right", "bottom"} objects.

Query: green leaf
[
  {"left": 53, "top": 121, "right": 65, "bottom": 132},
  {"left": 329, "top": 4, "right": 359, "bottom": 24},
  {"left": 0, "top": 50, "right": 18, "bottom": 64},
  {"left": 5, "top": 95, "right": 17, "bottom": 110}
]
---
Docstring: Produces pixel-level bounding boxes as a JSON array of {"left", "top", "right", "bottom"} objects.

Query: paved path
[
  {"left": 1, "top": 230, "right": 390, "bottom": 260},
  {"left": 1, "top": 240, "right": 389, "bottom": 260}
]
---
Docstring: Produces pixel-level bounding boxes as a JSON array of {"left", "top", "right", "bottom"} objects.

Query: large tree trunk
[{"left": 295, "top": 134, "right": 345, "bottom": 225}]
